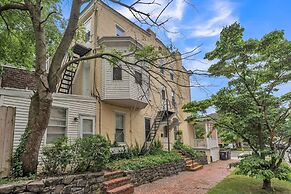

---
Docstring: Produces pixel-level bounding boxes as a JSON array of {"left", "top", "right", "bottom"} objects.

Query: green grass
[
  {"left": 0, "top": 176, "right": 35, "bottom": 185},
  {"left": 208, "top": 174, "right": 291, "bottom": 194}
]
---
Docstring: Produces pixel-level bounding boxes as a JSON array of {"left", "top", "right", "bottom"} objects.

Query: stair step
[
  {"left": 106, "top": 184, "right": 134, "bottom": 194},
  {"left": 103, "top": 177, "right": 130, "bottom": 191},
  {"left": 187, "top": 165, "right": 203, "bottom": 171},
  {"left": 105, "top": 171, "right": 124, "bottom": 181}
]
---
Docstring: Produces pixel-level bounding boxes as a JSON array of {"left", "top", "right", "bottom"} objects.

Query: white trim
[
  {"left": 79, "top": 115, "right": 96, "bottom": 138},
  {"left": 0, "top": 95, "right": 4, "bottom": 106}
]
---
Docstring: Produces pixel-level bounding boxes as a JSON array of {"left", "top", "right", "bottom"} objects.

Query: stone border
[
  {"left": 0, "top": 172, "right": 104, "bottom": 194},
  {"left": 125, "top": 160, "right": 185, "bottom": 186}
]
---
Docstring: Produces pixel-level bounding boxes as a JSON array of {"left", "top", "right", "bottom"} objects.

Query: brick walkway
[{"left": 134, "top": 160, "right": 235, "bottom": 194}]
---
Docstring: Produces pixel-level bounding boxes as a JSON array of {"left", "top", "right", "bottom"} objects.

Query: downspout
[{"left": 92, "top": 1, "right": 102, "bottom": 134}]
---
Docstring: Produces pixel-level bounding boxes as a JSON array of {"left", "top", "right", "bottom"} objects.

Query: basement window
[
  {"left": 46, "top": 107, "right": 67, "bottom": 144},
  {"left": 113, "top": 66, "right": 122, "bottom": 80}
]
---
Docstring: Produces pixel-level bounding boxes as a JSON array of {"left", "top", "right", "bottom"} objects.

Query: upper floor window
[
  {"left": 134, "top": 71, "right": 142, "bottom": 85},
  {"left": 161, "top": 89, "right": 166, "bottom": 101},
  {"left": 116, "top": 25, "right": 125, "bottom": 36},
  {"left": 170, "top": 71, "right": 174, "bottom": 81},
  {"left": 84, "top": 18, "right": 91, "bottom": 42},
  {"left": 85, "top": 31, "right": 90, "bottom": 42},
  {"left": 159, "top": 59, "right": 164, "bottom": 74},
  {"left": 171, "top": 90, "right": 176, "bottom": 108},
  {"left": 46, "top": 107, "right": 66, "bottom": 144},
  {"left": 113, "top": 66, "right": 122, "bottom": 80}
]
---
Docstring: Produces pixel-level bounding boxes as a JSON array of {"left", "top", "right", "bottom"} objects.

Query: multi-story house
[{"left": 0, "top": 1, "right": 194, "bottom": 153}]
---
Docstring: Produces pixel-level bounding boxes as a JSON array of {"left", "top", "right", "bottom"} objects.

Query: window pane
[
  {"left": 50, "top": 107, "right": 66, "bottom": 119},
  {"left": 83, "top": 119, "right": 93, "bottom": 133},
  {"left": 163, "top": 126, "right": 168, "bottom": 138},
  {"left": 145, "top": 118, "right": 151, "bottom": 140},
  {"left": 113, "top": 66, "right": 122, "bottom": 80},
  {"left": 115, "top": 129, "right": 124, "bottom": 142},
  {"left": 85, "top": 31, "right": 90, "bottom": 42},
  {"left": 116, "top": 114, "right": 124, "bottom": 129},
  {"left": 170, "top": 72, "right": 174, "bottom": 80},
  {"left": 47, "top": 126, "right": 66, "bottom": 134},
  {"left": 135, "top": 71, "right": 142, "bottom": 85},
  {"left": 116, "top": 25, "right": 125, "bottom": 36},
  {"left": 161, "top": 90, "right": 166, "bottom": 100},
  {"left": 47, "top": 134, "right": 65, "bottom": 144}
]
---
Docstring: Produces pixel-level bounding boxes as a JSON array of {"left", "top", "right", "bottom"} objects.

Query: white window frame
[
  {"left": 79, "top": 115, "right": 96, "bottom": 138},
  {"left": 116, "top": 25, "right": 125, "bottom": 37},
  {"left": 45, "top": 106, "right": 68, "bottom": 145},
  {"left": 115, "top": 112, "right": 125, "bottom": 143}
]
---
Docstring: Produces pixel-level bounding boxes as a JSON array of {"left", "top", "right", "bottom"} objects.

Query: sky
[{"left": 63, "top": 0, "right": 291, "bottom": 101}]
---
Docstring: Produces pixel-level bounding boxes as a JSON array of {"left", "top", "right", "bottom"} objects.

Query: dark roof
[{"left": 0, "top": 66, "right": 37, "bottom": 90}]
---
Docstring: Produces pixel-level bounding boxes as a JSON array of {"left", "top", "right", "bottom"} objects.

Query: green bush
[
  {"left": 42, "top": 137, "right": 73, "bottom": 175},
  {"left": 42, "top": 135, "right": 110, "bottom": 175},
  {"left": 148, "top": 140, "right": 163, "bottom": 155},
  {"left": 174, "top": 141, "right": 204, "bottom": 158},
  {"left": 107, "top": 151, "right": 182, "bottom": 171},
  {"left": 72, "top": 135, "right": 110, "bottom": 172},
  {"left": 236, "top": 156, "right": 291, "bottom": 181}
]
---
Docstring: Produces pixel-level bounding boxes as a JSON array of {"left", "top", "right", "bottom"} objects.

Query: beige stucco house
[
  {"left": 63, "top": 1, "right": 194, "bottom": 150},
  {"left": 0, "top": 1, "right": 194, "bottom": 154}
]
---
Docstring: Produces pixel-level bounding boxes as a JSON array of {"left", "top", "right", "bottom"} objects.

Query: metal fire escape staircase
[
  {"left": 140, "top": 110, "right": 167, "bottom": 154},
  {"left": 58, "top": 44, "right": 91, "bottom": 94}
]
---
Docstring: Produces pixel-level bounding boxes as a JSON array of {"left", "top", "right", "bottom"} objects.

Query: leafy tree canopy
[{"left": 183, "top": 22, "right": 291, "bottom": 190}]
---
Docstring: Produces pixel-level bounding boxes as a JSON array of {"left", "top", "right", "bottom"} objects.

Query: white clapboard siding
[{"left": 0, "top": 88, "right": 96, "bottom": 157}]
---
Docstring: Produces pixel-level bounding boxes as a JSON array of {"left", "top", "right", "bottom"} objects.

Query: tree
[
  {"left": 0, "top": 0, "right": 201, "bottom": 176},
  {"left": 183, "top": 23, "right": 291, "bottom": 190}
]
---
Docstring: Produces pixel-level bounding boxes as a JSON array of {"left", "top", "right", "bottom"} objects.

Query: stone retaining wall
[
  {"left": 195, "top": 155, "right": 208, "bottom": 165},
  {"left": 125, "top": 160, "right": 185, "bottom": 186},
  {"left": 0, "top": 172, "right": 104, "bottom": 194}
]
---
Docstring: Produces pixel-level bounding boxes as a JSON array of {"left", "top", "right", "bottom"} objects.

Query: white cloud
[
  {"left": 116, "top": 0, "right": 186, "bottom": 22},
  {"left": 184, "top": 59, "right": 214, "bottom": 71},
  {"left": 191, "top": 0, "right": 238, "bottom": 37}
]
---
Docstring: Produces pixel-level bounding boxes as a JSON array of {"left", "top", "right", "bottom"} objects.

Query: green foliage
[
  {"left": 133, "top": 45, "right": 160, "bottom": 62},
  {"left": 11, "top": 128, "right": 31, "bottom": 177},
  {"left": 148, "top": 140, "right": 163, "bottom": 155},
  {"left": 42, "top": 137, "right": 72, "bottom": 176},
  {"left": 236, "top": 156, "right": 291, "bottom": 181},
  {"left": 107, "top": 151, "right": 182, "bottom": 171},
  {"left": 195, "top": 127, "right": 205, "bottom": 139},
  {"left": 42, "top": 135, "right": 110, "bottom": 175},
  {"left": 183, "top": 22, "right": 291, "bottom": 186},
  {"left": 72, "top": 135, "right": 111, "bottom": 172},
  {"left": 174, "top": 141, "right": 204, "bottom": 158}
]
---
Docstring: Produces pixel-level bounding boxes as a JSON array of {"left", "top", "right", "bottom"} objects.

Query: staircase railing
[{"left": 140, "top": 110, "right": 167, "bottom": 154}]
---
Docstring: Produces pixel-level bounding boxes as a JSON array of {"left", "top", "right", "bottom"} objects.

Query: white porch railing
[{"left": 194, "top": 138, "right": 218, "bottom": 149}]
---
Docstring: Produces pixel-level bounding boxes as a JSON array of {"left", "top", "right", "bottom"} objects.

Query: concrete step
[
  {"left": 106, "top": 184, "right": 134, "bottom": 194},
  {"left": 103, "top": 177, "right": 130, "bottom": 191},
  {"left": 187, "top": 165, "right": 203, "bottom": 171},
  {"left": 104, "top": 171, "right": 124, "bottom": 181}
]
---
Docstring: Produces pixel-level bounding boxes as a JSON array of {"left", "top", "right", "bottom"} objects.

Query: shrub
[
  {"left": 174, "top": 141, "right": 204, "bottom": 158},
  {"left": 42, "top": 137, "right": 73, "bottom": 175},
  {"left": 148, "top": 140, "right": 163, "bottom": 155},
  {"left": 236, "top": 156, "right": 291, "bottom": 181},
  {"left": 72, "top": 135, "right": 110, "bottom": 172},
  {"left": 42, "top": 135, "right": 110, "bottom": 175},
  {"left": 107, "top": 151, "right": 182, "bottom": 171},
  {"left": 109, "top": 141, "right": 140, "bottom": 161}
]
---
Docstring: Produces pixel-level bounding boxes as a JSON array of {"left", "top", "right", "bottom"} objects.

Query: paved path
[{"left": 134, "top": 160, "right": 235, "bottom": 194}]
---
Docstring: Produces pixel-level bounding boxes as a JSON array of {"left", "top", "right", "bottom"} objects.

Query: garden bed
[{"left": 107, "top": 151, "right": 185, "bottom": 186}]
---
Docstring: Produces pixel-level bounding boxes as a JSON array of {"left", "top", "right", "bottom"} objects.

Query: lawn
[{"left": 208, "top": 174, "right": 291, "bottom": 194}]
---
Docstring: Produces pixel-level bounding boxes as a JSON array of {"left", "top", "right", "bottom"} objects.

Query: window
[
  {"left": 46, "top": 107, "right": 66, "bottom": 144},
  {"left": 174, "top": 126, "right": 178, "bottom": 140},
  {"left": 159, "top": 59, "right": 164, "bottom": 74},
  {"left": 85, "top": 31, "right": 90, "bottom": 42},
  {"left": 113, "top": 66, "right": 122, "bottom": 80},
  {"left": 170, "top": 71, "right": 174, "bottom": 81},
  {"left": 172, "top": 90, "right": 176, "bottom": 108},
  {"left": 145, "top": 118, "right": 151, "bottom": 140},
  {"left": 161, "top": 89, "right": 166, "bottom": 101},
  {"left": 116, "top": 25, "right": 125, "bottom": 36},
  {"left": 134, "top": 71, "right": 142, "bottom": 85},
  {"left": 163, "top": 126, "right": 168, "bottom": 138},
  {"left": 115, "top": 113, "right": 124, "bottom": 143},
  {"left": 80, "top": 116, "right": 95, "bottom": 138}
]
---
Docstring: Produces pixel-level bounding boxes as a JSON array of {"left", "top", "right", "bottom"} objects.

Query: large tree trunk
[
  {"left": 20, "top": 91, "right": 52, "bottom": 175},
  {"left": 262, "top": 179, "right": 272, "bottom": 191}
]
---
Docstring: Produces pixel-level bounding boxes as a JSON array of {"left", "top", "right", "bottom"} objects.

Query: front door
[{"left": 145, "top": 118, "right": 151, "bottom": 141}]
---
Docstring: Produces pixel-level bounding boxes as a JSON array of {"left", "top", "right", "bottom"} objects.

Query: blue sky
[{"left": 63, "top": 0, "right": 291, "bottom": 101}]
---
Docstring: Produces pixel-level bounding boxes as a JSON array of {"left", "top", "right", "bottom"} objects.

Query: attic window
[
  {"left": 113, "top": 66, "right": 122, "bottom": 80},
  {"left": 116, "top": 25, "right": 125, "bottom": 36}
]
